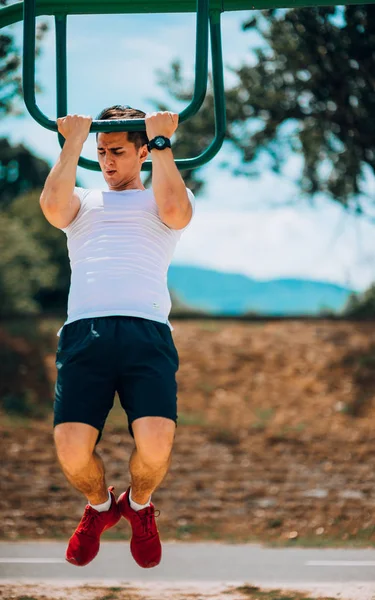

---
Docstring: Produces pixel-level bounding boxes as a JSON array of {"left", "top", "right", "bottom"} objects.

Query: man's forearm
[
  {"left": 151, "top": 148, "right": 189, "bottom": 216},
  {"left": 40, "top": 138, "right": 83, "bottom": 208}
]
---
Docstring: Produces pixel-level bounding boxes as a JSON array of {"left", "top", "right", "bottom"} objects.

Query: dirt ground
[
  {"left": 1, "top": 318, "right": 375, "bottom": 545},
  {"left": 0, "top": 582, "right": 344, "bottom": 600}
]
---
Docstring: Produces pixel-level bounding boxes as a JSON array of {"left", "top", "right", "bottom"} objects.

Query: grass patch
[
  {"left": 197, "top": 380, "right": 216, "bottom": 393},
  {"left": 174, "top": 522, "right": 223, "bottom": 540},
  {"left": 198, "top": 321, "right": 222, "bottom": 332},
  {"left": 227, "top": 585, "right": 336, "bottom": 599},
  {"left": 178, "top": 411, "right": 207, "bottom": 426},
  {"left": 251, "top": 407, "right": 275, "bottom": 430},
  {"left": 266, "top": 532, "right": 375, "bottom": 548},
  {"left": 0, "top": 411, "right": 38, "bottom": 429}
]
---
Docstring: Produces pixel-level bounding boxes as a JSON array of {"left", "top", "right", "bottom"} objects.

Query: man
[{"left": 39, "top": 105, "right": 195, "bottom": 568}]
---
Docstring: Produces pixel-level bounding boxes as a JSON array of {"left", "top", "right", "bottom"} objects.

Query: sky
[{"left": 2, "top": 8, "right": 375, "bottom": 291}]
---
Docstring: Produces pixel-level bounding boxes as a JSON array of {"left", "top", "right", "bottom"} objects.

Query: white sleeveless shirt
[{"left": 57, "top": 186, "right": 195, "bottom": 336}]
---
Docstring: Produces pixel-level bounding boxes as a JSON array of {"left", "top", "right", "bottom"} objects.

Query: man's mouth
[{"left": 106, "top": 170, "right": 116, "bottom": 176}]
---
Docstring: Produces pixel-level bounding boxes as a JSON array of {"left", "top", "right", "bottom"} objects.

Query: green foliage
[
  {"left": 0, "top": 190, "right": 70, "bottom": 316},
  {"left": 0, "top": 210, "right": 56, "bottom": 316},
  {"left": 158, "top": 6, "right": 375, "bottom": 215},
  {"left": 0, "top": 138, "right": 51, "bottom": 206},
  {"left": 343, "top": 283, "right": 375, "bottom": 317},
  {"left": 150, "top": 61, "right": 217, "bottom": 194},
  {"left": 237, "top": 6, "right": 375, "bottom": 212},
  {"left": 0, "top": 0, "right": 22, "bottom": 117},
  {"left": 169, "top": 287, "right": 206, "bottom": 314},
  {"left": 1, "top": 3, "right": 49, "bottom": 205},
  {"left": 0, "top": 0, "right": 47, "bottom": 117}
]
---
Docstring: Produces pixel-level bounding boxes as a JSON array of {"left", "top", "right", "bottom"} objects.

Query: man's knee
[
  {"left": 54, "top": 422, "right": 98, "bottom": 473},
  {"left": 132, "top": 417, "right": 175, "bottom": 467}
]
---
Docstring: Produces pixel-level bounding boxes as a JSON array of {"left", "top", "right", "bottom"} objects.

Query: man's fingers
[{"left": 56, "top": 114, "right": 92, "bottom": 142}]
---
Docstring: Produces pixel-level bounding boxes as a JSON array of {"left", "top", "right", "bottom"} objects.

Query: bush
[{"left": 343, "top": 284, "right": 375, "bottom": 318}]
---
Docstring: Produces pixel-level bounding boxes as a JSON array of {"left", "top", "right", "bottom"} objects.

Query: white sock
[
  {"left": 90, "top": 490, "right": 111, "bottom": 513},
  {"left": 129, "top": 487, "right": 151, "bottom": 511}
]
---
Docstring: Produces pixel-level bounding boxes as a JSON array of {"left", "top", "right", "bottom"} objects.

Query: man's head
[{"left": 96, "top": 105, "right": 149, "bottom": 190}]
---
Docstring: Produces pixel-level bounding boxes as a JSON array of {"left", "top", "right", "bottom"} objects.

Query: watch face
[{"left": 155, "top": 137, "right": 165, "bottom": 147}]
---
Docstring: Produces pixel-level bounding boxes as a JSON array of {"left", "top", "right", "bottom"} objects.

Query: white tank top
[{"left": 57, "top": 186, "right": 195, "bottom": 336}]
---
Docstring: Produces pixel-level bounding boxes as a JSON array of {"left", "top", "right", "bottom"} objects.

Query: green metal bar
[
  {"left": 55, "top": 14, "right": 68, "bottom": 153},
  {"left": 23, "top": 0, "right": 56, "bottom": 130},
  {"left": 22, "top": 0, "right": 210, "bottom": 135},
  {"left": 172, "top": 9, "right": 226, "bottom": 170},
  {"left": 2, "top": 0, "right": 375, "bottom": 29},
  {"left": 55, "top": 15, "right": 98, "bottom": 170},
  {"left": 53, "top": 0, "right": 210, "bottom": 169},
  {"left": 179, "top": 0, "right": 209, "bottom": 122},
  {"left": 70, "top": 8, "right": 226, "bottom": 172}
]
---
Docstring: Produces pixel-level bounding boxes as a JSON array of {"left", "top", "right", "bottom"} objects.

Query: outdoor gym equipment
[{"left": 0, "top": 0, "right": 368, "bottom": 171}]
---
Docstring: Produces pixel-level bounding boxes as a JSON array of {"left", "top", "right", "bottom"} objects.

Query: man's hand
[
  {"left": 57, "top": 114, "right": 92, "bottom": 144},
  {"left": 145, "top": 111, "right": 178, "bottom": 141}
]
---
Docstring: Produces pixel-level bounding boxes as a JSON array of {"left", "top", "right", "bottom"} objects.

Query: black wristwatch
[{"left": 147, "top": 136, "right": 171, "bottom": 151}]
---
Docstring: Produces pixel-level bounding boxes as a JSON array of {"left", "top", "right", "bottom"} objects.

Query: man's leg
[
  {"left": 54, "top": 422, "right": 120, "bottom": 566},
  {"left": 129, "top": 416, "right": 176, "bottom": 504},
  {"left": 118, "top": 416, "right": 176, "bottom": 568},
  {"left": 54, "top": 422, "right": 108, "bottom": 504}
]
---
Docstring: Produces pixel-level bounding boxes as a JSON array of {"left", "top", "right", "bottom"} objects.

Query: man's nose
[{"left": 104, "top": 153, "right": 115, "bottom": 166}]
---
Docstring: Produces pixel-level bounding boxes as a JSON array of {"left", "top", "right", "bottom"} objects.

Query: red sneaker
[
  {"left": 66, "top": 486, "right": 120, "bottom": 567},
  {"left": 117, "top": 487, "right": 162, "bottom": 568}
]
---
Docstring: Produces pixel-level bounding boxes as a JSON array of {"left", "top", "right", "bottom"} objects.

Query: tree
[
  {"left": 1, "top": 1, "right": 49, "bottom": 203},
  {"left": 157, "top": 6, "right": 375, "bottom": 217},
  {"left": 0, "top": 138, "right": 51, "bottom": 206},
  {"left": 1, "top": 190, "right": 70, "bottom": 316},
  {"left": 0, "top": 0, "right": 47, "bottom": 117},
  {"left": 0, "top": 0, "right": 22, "bottom": 117},
  {"left": 343, "top": 284, "right": 375, "bottom": 317},
  {"left": 0, "top": 209, "right": 58, "bottom": 316}
]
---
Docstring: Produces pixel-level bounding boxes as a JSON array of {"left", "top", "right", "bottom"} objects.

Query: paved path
[{"left": 1, "top": 542, "right": 375, "bottom": 599}]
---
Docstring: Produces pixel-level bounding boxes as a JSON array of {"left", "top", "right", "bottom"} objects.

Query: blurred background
[{"left": 1, "top": 3, "right": 375, "bottom": 548}]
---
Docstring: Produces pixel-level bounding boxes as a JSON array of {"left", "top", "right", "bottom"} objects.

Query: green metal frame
[
  {"left": 1, "top": 1, "right": 255, "bottom": 29},
  {"left": 1, "top": 0, "right": 227, "bottom": 171},
  {"left": 54, "top": 9, "right": 225, "bottom": 171},
  {"left": 25, "top": 0, "right": 209, "bottom": 133},
  {"left": 1, "top": 0, "right": 374, "bottom": 27},
  {"left": 1, "top": 0, "right": 372, "bottom": 171},
  {"left": 55, "top": 8, "right": 225, "bottom": 171}
]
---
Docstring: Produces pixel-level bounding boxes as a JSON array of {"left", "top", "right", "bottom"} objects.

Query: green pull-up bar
[
  {"left": 52, "top": 2, "right": 225, "bottom": 171},
  {"left": 26, "top": 0, "right": 222, "bottom": 171},
  {"left": 1, "top": 0, "right": 227, "bottom": 171},
  {"left": 1, "top": 0, "right": 371, "bottom": 171}
]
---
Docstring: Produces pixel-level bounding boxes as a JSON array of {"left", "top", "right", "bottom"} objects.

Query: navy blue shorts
[{"left": 54, "top": 316, "right": 179, "bottom": 441}]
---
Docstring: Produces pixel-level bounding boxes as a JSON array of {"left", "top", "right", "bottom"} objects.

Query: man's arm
[
  {"left": 40, "top": 115, "right": 92, "bottom": 229},
  {"left": 146, "top": 112, "right": 193, "bottom": 230}
]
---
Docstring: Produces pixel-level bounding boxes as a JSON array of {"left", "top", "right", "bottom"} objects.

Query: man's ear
[{"left": 139, "top": 143, "right": 149, "bottom": 164}]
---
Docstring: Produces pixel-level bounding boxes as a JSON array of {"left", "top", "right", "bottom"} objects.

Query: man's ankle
[
  {"left": 89, "top": 490, "right": 112, "bottom": 512},
  {"left": 129, "top": 487, "right": 151, "bottom": 511}
]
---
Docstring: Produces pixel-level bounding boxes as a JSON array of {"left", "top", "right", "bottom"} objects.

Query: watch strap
[{"left": 147, "top": 136, "right": 171, "bottom": 151}]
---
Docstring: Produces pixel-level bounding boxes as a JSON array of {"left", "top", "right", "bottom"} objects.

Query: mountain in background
[{"left": 168, "top": 265, "right": 352, "bottom": 315}]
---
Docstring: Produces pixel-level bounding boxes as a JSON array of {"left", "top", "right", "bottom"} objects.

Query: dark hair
[{"left": 96, "top": 105, "right": 148, "bottom": 150}]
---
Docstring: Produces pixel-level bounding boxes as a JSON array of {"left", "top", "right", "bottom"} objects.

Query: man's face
[{"left": 97, "top": 131, "right": 147, "bottom": 189}]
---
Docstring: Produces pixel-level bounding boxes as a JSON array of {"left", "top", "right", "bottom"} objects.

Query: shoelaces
[
  {"left": 137, "top": 508, "right": 160, "bottom": 536},
  {"left": 79, "top": 507, "right": 99, "bottom": 532}
]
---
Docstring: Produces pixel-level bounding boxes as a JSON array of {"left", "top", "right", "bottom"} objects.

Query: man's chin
[{"left": 104, "top": 174, "right": 118, "bottom": 187}]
